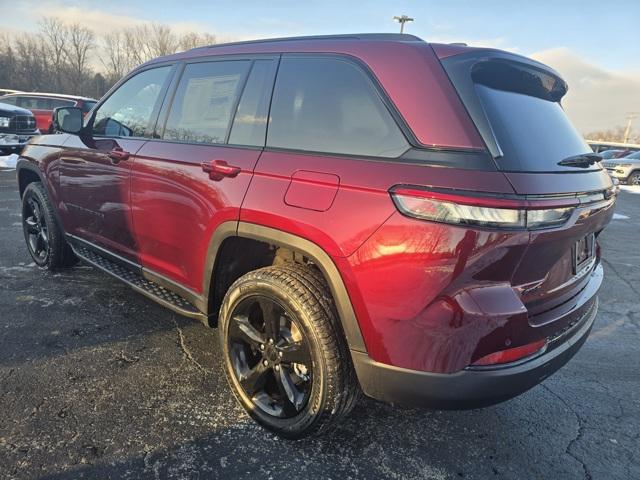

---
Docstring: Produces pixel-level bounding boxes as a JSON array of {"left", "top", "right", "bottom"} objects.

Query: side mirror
[{"left": 52, "top": 107, "right": 84, "bottom": 134}]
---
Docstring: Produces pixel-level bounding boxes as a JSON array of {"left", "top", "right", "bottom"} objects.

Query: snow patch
[
  {"left": 613, "top": 213, "right": 630, "bottom": 220},
  {"left": 0, "top": 154, "right": 18, "bottom": 170},
  {"left": 619, "top": 185, "right": 640, "bottom": 194}
]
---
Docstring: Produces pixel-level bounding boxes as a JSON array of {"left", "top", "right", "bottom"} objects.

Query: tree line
[{"left": 0, "top": 17, "right": 217, "bottom": 99}]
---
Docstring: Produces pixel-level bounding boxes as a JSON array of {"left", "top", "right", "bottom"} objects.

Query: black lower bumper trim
[{"left": 352, "top": 297, "right": 597, "bottom": 409}]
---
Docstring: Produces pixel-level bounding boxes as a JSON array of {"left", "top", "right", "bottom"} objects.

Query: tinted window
[
  {"left": 50, "top": 98, "right": 75, "bottom": 109},
  {"left": 93, "top": 66, "right": 171, "bottom": 138},
  {"left": 228, "top": 60, "right": 274, "bottom": 147},
  {"left": 624, "top": 151, "right": 640, "bottom": 160},
  {"left": 0, "top": 96, "right": 17, "bottom": 106},
  {"left": 19, "top": 97, "right": 52, "bottom": 110},
  {"left": 267, "top": 57, "right": 408, "bottom": 158},
  {"left": 476, "top": 84, "right": 593, "bottom": 172},
  {"left": 164, "top": 61, "right": 250, "bottom": 144},
  {"left": 81, "top": 101, "right": 97, "bottom": 114}
]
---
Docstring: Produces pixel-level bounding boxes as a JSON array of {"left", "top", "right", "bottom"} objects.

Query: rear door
[
  {"left": 131, "top": 56, "right": 277, "bottom": 292},
  {"left": 440, "top": 52, "right": 615, "bottom": 311}
]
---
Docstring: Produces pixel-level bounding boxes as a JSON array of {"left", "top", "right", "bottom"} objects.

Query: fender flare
[{"left": 203, "top": 221, "right": 367, "bottom": 353}]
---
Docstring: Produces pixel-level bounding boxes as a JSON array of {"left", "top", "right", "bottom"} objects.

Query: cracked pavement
[{"left": 0, "top": 169, "right": 639, "bottom": 480}]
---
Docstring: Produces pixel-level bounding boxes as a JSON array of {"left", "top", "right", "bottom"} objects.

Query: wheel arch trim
[{"left": 204, "top": 221, "right": 367, "bottom": 353}]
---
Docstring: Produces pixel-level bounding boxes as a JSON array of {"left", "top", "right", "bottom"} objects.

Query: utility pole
[
  {"left": 393, "top": 15, "right": 414, "bottom": 33},
  {"left": 623, "top": 112, "right": 638, "bottom": 144}
]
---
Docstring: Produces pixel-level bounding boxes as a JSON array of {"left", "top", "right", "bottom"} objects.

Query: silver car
[{"left": 603, "top": 151, "right": 640, "bottom": 185}]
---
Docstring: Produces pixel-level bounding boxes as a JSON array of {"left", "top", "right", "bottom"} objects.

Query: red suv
[
  {"left": 16, "top": 34, "right": 615, "bottom": 438},
  {"left": 0, "top": 92, "right": 97, "bottom": 133}
]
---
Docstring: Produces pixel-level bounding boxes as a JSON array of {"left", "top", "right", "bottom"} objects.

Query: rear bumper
[{"left": 352, "top": 290, "right": 598, "bottom": 410}]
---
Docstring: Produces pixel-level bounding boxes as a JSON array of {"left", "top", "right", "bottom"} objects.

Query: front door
[{"left": 58, "top": 65, "right": 174, "bottom": 262}]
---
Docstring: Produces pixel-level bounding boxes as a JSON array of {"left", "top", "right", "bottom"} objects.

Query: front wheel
[
  {"left": 21, "top": 182, "right": 76, "bottom": 269},
  {"left": 219, "top": 264, "right": 359, "bottom": 439},
  {"left": 628, "top": 171, "right": 640, "bottom": 186}
]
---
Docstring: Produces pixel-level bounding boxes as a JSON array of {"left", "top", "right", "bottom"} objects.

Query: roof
[
  {"left": 2, "top": 92, "right": 97, "bottom": 102},
  {"left": 190, "top": 33, "right": 424, "bottom": 51},
  {"left": 144, "top": 33, "right": 428, "bottom": 66}
]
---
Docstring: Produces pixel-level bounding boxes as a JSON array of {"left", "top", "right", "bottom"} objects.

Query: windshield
[{"left": 476, "top": 84, "right": 594, "bottom": 172}]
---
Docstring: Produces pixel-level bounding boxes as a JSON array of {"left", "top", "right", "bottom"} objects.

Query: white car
[{"left": 602, "top": 151, "right": 640, "bottom": 185}]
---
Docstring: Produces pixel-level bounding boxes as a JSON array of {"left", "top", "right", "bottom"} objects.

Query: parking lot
[{"left": 0, "top": 168, "right": 638, "bottom": 480}]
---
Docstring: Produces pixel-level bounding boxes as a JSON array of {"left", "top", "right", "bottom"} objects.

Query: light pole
[
  {"left": 393, "top": 15, "right": 414, "bottom": 34},
  {"left": 623, "top": 112, "right": 638, "bottom": 144}
]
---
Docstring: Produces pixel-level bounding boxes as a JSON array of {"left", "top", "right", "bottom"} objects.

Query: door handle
[
  {"left": 108, "top": 147, "right": 130, "bottom": 163},
  {"left": 201, "top": 159, "right": 241, "bottom": 180}
]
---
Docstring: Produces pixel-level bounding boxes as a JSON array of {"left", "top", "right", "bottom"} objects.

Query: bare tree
[
  {"left": 40, "top": 18, "right": 69, "bottom": 92},
  {"left": 63, "top": 23, "right": 95, "bottom": 94},
  {"left": 585, "top": 126, "right": 640, "bottom": 144},
  {"left": 178, "top": 31, "right": 217, "bottom": 51},
  {"left": 13, "top": 34, "right": 50, "bottom": 91},
  {"left": 101, "top": 31, "right": 130, "bottom": 83},
  {"left": 0, "top": 16, "right": 225, "bottom": 97}
]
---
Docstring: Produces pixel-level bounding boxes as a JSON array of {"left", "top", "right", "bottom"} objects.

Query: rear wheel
[
  {"left": 21, "top": 182, "right": 76, "bottom": 269},
  {"left": 219, "top": 265, "right": 359, "bottom": 439},
  {"left": 628, "top": 171, "right": 640, "bottom": 186}
]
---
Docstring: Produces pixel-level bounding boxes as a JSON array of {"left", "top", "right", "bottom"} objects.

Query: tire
[
  {"left": 219, "top": 264, "right": 359, "bottom": 439},
  {"left": 627, "top": 171, "right": 640, "bottom": 186},
  {"left": 21, "top": 182, "right": 77, "bottom": 270}
]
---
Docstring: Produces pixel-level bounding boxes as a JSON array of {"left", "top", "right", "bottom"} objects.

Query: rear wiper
[{"left": 557, "top": 153, "right": 602, "bottom": 168}]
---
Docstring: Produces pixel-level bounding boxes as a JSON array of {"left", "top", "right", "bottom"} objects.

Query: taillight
[
  {"left": 390, "top": 186, "right": 577, "bottom": 230},
  {"left": 471, "top": 338, "right": 547, "bottom": 367}
]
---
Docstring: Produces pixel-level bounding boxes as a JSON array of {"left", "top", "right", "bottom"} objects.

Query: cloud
[
  {"left": 18, "top": 1, "right": 210, "bottom": 36},
  {"left": 531, "top": 47, "right": 640, "bottom": 134}
]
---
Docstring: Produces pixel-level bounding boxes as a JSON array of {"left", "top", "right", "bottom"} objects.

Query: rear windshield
[
  {"left": 442, "top": 54, "right": 596, "bottom": 172},
  {"left": 476, "top": 84, "right": 593, "bottom": 172}
]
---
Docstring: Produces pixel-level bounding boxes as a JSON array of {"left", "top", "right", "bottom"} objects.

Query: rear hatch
[{"left": 437, "top": 47, "right": 615, "bottom": 316}]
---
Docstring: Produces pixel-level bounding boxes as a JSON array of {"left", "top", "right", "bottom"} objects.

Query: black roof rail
[{"left": 189, "top": 33, "right": 424, "bottom": 51}]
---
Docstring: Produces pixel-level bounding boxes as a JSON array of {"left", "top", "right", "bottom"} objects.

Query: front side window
[
  {"left": 93, "top": 66, "right": 171, "bottom": 138},
  {"left": 81, "top": 101, "right": 97, "bottom": 114},
  {"left": 0, "top": 96, "right": 17, "bottom": 106},
  {"left": 267, "top": 56, "right": 409, "bottom": 158},
  {"left": 163, "top": 61, "right": 250, "bottom": 144}
]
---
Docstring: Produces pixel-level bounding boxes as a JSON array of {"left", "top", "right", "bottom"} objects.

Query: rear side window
[
  {"left": 93, "top": 66, "right": 172, "bottom": 138},
  {"left": 267, "top": 56, "right": 408, "bottom": 158},
  {"left": 50, "top": 98, "right": 75, "bottom": 109},
  {"left": 19, "top": 97, "right": 52, "bottom": 110},
  {"left": 164, "top": 60, "right": 250, "bottom": 144}
]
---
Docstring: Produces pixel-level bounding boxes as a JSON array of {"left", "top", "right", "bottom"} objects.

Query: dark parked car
[
  {"left": 0, "top": 102, "right": 39, "bottom": 153},
  {"left": 0, "top": 92, "right": 96, "bottom": 133},
  {"left": 16, "top": 34, "right": 615, "bottom": 438}
]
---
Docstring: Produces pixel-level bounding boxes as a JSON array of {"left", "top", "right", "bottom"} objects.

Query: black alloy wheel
[
  {"left": 227, "top": 295, "right": 313, "bottom": 418},
  {"left": 23, "top": 195, "right": 50, "bottom": 264}
]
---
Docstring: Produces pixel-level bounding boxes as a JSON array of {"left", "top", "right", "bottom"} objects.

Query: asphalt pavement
[{"left": 0, "top": 169, "right": 638, "bottom": 480}]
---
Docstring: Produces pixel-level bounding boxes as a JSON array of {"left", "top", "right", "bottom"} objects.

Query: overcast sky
[{"left": 1, "top": 0, "right": 639, "bottom": 134}]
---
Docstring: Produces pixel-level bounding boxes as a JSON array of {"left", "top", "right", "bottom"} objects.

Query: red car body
[
  {"left": 0, "top": 92, "right": 97, "bottom": 133},
  {"left": 16, "top": 34, "right": 614, "bottom": 408}
]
